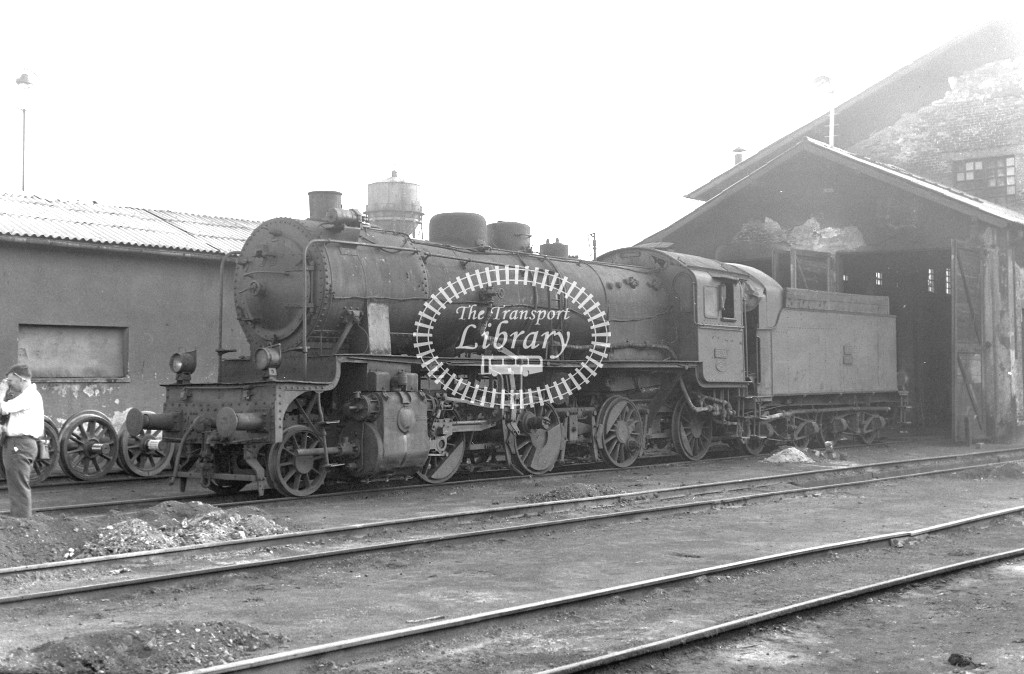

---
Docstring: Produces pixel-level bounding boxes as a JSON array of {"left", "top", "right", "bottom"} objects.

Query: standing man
[{"left": 1, "top": 364, "right": 44, "bottom": 518}]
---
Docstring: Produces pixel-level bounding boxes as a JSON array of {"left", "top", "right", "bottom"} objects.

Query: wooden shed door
[{"left": 951, "top": 242, "right": 988, "bottom": 442}]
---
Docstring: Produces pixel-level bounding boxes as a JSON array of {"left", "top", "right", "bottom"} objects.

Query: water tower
[{"left": 365, "top": 171, "right": 423, "bottom": 236}]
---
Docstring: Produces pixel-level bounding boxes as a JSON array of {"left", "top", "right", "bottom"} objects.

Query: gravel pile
[
  {"left": 0, "top": 501, "right": 287, "bottom": 568},
  {"left": 0, "top": 620, "right": 286, "bottom": 674},
  {"left": 67, "top": 503, "right": 288, "bottom": 559},
  {"left": 763, "top": 447, "right": 814, "bottom": 464}
]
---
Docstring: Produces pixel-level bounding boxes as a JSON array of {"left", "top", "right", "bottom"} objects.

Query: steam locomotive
[{"left": 126, "top": 192, "right": 903, "bottom": 497}]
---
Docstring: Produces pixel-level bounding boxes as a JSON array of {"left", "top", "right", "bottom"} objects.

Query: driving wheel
[
  {"left": 594, "top": 395, "right": 645, "bottom": 468},
  {"left": 504, "top": 405, "right": 564, "bottom": 475},
  {"left": 671, "top": 399, "right": 712, "bottom": 460},
  {"left": 416, "top": 410, "right": 467, "bottom": 484}
]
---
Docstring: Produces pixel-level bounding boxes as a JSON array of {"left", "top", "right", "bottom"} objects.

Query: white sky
[{"left": 0, "top": 1, "right": 1015, "bottom": 256}]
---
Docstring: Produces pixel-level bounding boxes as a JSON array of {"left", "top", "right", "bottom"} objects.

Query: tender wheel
[
  {"left": 671, "top": 399, "right": 712, "bottom": 460},
  {"left": 266, "top": 425, "right": 328, "bottom": 497},
  {"left": 417, "top": 411, "right": 467, "bottom": 484},
  {"left": 789, "top": 417, "right": 820, "bottom": 450},
  {"left": 741, "top": 420, "right": 775, "bottom": 456},
  {"left": 859, "top": 414, "right": 885, "bottom": 445},
  {"left": 28, "top": 417, "right": 59, "bottom": 486},
  {"left": 117, "top": 412, "right": 173, "bottom": 477},
  {"left": 57, "top": 411, "right": 119, "bottom": 481},
  {"left": 504, "top": 405, "right": 564, "bottom": 475},
  {"left": 594, "top": 395, "right": 645, "bottom": 468}
]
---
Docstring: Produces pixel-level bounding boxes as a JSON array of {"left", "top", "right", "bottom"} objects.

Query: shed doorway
[{"left": 838, "top": 249, "right": 953, "bottom": 436}]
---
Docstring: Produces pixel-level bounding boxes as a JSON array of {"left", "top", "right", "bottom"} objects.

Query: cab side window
[{"left": 704, "top": 279, "right": 736, "bottom": 321}]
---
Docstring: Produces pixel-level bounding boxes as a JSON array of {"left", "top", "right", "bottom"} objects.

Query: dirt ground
[{"left": 1, "top": 442, "right": 1023, "bottom": 673}]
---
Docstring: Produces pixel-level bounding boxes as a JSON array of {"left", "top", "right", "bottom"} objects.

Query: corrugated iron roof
[{"left": 0, "top": 193, "right": 259, "bottom": 254}]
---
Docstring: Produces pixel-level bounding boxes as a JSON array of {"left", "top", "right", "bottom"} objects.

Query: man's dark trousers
[{"left": 3, "top": 436, "right": 37, "bottom": 517}]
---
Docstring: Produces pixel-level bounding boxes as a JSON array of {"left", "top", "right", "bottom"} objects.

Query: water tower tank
[{"left": 365, "top": 171, "right": 424, "bottom": 236}]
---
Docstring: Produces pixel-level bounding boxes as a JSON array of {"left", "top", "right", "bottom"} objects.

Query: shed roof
[
  {"left": 641, "top": 138, "right": 1024, "bottom": 245},
  {"left": 0, "top": 193, "right": 259, "bottom": 255},
  {"left": 688, "top": 20, "right": 1020, "bottom": 202}
]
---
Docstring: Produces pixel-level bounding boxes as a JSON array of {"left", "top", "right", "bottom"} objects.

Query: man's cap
[{"left": 6, "top": 364, "right": 31, "bottom": 379}]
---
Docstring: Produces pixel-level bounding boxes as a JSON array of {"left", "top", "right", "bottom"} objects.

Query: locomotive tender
[{"left": 126, "top": 191, "right": 902, "bottom": 497}]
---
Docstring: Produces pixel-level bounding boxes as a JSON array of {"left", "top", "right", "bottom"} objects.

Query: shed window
[
  {"left": 954, "top": 156, "right": 1016, "bottom": 203},
  {"left": 18, "top": 325, "right": 128, "bottom": 380}
]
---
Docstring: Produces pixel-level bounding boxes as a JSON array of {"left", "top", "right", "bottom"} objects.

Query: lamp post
[{"left": 15, "top": 73, "right": 31, "bottom": 192}]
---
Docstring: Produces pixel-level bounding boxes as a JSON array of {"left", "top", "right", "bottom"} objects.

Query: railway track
[
  {"left": 0, "top": 438, "right": 1007, "bottom": 518},
  {"left": 2, "top": 449, "right": 1022, "bottom": 606},
  {"left": 2, "top": 454, "right": 718, "bottom": 515},
  {"left": 2, "top": 441, "right": 1021, "bottom": 673},
  {"left": 0, "top": 430, "right": 921, "bottom": 509},
  {"left": 165, "top": 507, "right": 1024, "bottom": 673}
]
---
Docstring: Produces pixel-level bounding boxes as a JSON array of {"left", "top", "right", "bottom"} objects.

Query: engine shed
[
  {"left": 0, "top": 193, "right": 256, "bottom": 425},
  {"left": 642, "top": 138, "right": 1024, "bottom": 443}
]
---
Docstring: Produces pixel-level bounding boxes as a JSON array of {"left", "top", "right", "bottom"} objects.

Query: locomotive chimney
[{"left": 308, "top": 191, "right": 343, "bottom": 221}]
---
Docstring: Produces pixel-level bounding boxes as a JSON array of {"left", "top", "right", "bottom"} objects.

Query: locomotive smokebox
[{"left": 308, "top": 191, "right": 343, "bottom": 222}]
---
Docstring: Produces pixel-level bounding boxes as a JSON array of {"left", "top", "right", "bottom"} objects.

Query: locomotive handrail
[{"left": 324, "top": 235, "right": 655, "bottom": 272}]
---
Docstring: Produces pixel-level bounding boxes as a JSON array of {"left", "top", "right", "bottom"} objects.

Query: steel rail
[
  {"left": 2, "top": 458, "right": 1023, "bottom": 606},
  {"left": 1, "top": 452, "right": 1019, "bottom": 579},
  {"left": 172, "top": 512, "right": 1024, "bottom": 674},
  {"left": 3, "top": 441, "right": 1016, "bottom": 518},
  {"left": 536, "top": 547, "right": 1024, "bottom": 673}
]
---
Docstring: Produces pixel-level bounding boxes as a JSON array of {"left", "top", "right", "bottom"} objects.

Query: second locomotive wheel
[
  {"left": 504, "top": 405, "right": 564, "bottom": 476},
  {"left": 594, "top": 395, "right": 646, "bottom": 468},
  {"left": 57, "top": 411, "right": 119, "bottom": 481},
  {"left": 266, "top": 425, "right": 328, "bottom": 497},
  {"left": 670, "top": 399, "right": 712, "bottom": 461},
  {"left": 118, "top": 413, "right": 173, "bottom": 477}
]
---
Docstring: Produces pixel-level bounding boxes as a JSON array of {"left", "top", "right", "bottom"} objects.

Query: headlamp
[
  {"left": 169, "top": 351, "right": 197, "bottom": 375},
  {"left": 254, "top": 345, "right": 282, "bottom": 371}
]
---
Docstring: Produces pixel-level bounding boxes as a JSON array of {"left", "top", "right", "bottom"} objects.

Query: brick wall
[{"left": 851, "top": 58, "right": 1024, "bottom": 212}]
